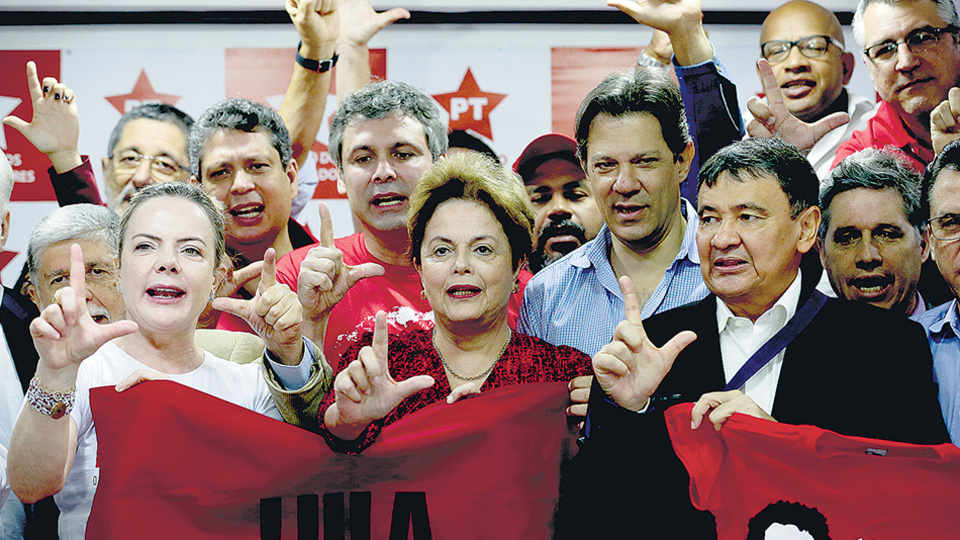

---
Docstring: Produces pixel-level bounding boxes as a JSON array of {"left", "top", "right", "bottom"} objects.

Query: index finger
[
  {"left": 372, "top": 311, "right": 388, "bottom": 376},
  {"left": 69, "top": 243, "right": 88, "bottom": 304},
  {"left": 318, "top": 201, "right": 335, "bottom": 248},
  {"left": 756, "top": 59, "right": 785, "bottom": 113},
  {"left": 25, "top": 61, "right": 42, "bottom": 101},
  {"left": 259, "top": 248, "right": 277, "bottom": 290},
  {"left": 618, "top": 275, "right": 642, "bottom": 326}
]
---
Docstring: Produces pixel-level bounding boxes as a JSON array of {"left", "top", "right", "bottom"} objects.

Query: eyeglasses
[
  {"left": 112, "top": 150, "right": 187, "bottom": 180},
  {"left": 864, "top": 25, "right": 958, "bottom": 63},
  {"left": 760, "top": 35, "right": 844, "bottom": 63},
  {"left": 929, "top": 213, "right": 960, "bottom": 242}
]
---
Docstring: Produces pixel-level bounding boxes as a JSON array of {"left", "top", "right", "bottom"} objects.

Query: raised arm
[
  {"left": 279, "top": 0, "right": 340, "bottom": 168},
  {"left": 8, "top": 245, "right": 137, "bottom": 502},
  {"left": 335, "top": 0, "right": 409, "bottom": 100},
  {"left": 592, "top": 276, "right": 696, "bottom": 411},
  {"left": 608, "top": 0, "right": 711, "bottom": 66}
]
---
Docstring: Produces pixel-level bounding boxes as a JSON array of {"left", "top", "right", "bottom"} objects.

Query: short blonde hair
[{"left": 408, "top": 152, "right": 534, "bottom": 270}]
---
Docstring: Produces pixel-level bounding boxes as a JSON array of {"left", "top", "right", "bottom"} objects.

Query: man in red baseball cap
[{"left": 514, "top": 133, "right": 603, "bottom": 273}]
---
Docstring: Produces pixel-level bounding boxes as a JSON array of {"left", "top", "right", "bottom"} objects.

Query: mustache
[
  {"left": 537, "top": 219, "right": 587, "bottom": 250},
  {"left": 86, "top": 304, "right": 113, "bottom": 324}
]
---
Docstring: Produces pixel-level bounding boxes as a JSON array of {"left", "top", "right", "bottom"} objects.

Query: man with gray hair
[
  {"left": 25, "top": 204, "right": 123, "bottom": 326},
  {"left": 834, "top": 0, "right": 960, "bottom": 172},
  {"left": 818, "top": 149, "right": 930, "bottom": 317},
  {"left": 275, "top": 80, "right": 490, "bottom": 365}
]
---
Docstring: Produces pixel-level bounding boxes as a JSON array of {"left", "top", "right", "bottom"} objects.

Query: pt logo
[
  {"left": 260, "top": 491, "right": 432, "bottom": 540},
  {"left": 432, "top": 68, "right": 505, "bottom": 140},
  {"left": 105, "top": 69, "right": 181, "bottom": 114}
]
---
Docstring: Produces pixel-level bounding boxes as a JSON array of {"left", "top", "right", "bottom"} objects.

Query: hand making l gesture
[
  {"left": 2, "top": 61, "right": 82, "bottom": 174},
  {"left": 213, "top": 248, "right": 304, "bottom": 365},
  {"left": 592, "top": 276, "right": 696, "bottom": 412},
  {"left": 298, "top": 202, "right": 384, "bottom": 340},
  {"left": 323, "top": 312, "right": 435, "bottom": 440},
  {"left": 30, "top": 245, "right": 139, "bottom": 377},
  {"left": 747, "top": 59, "right": 850, "bottom": 153}
]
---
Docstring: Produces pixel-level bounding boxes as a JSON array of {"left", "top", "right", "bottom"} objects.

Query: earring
[{"left": 420, "top": 289, "right": 427, "bottom": 300}]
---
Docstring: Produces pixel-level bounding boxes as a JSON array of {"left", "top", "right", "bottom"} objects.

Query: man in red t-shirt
[{"left": 276, "top": 81, "right": 528, "bottom": 368}]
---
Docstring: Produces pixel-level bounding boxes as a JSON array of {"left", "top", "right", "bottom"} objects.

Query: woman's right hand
[
  {"left": 29, "top": 244, "right": 138, "bottom": 378},
  {"left": 323, "top": 311, "right": 434, "bottom": 440}
]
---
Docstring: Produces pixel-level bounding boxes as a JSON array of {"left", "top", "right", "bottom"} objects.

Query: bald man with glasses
[
  {"left": 754, "top": 0, "right": 877, "bottom": 179},
  {"left": 833, "top": 0, "right": 960, "bottom": 172}
]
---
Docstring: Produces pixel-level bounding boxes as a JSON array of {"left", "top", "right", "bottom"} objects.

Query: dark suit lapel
[{"left": 0, "top": 287, "right": 40, "bottom": 393}]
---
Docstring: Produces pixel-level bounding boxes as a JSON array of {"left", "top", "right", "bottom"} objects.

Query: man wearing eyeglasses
[
  {"left": 759, "top": 0, "right": 877, "bottom": 179},
  {"left": 914, "top": 140, "right": 960, "bottom": 444},
  {"left": 833, "top": 0, "right": 960, "bottom": 173}
]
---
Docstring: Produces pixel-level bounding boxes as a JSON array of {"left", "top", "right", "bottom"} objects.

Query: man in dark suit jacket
[{"left": 557, "top": 138, "right": 949, "bottom": 538}]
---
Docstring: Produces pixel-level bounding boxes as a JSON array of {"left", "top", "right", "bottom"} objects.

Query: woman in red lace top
[{"left": 318, "top": 152, "right": 593, "bottom": 453}]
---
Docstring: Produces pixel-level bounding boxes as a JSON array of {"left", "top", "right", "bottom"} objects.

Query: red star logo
[
  {"left": 432, "top": 68, "right": 506, "bottom": 140},
  {"left": 105, "top": 70, "right": 181, "bottom": 115},
  {"left": 0, "top": 251, "right": 17, "bottom": 273}
]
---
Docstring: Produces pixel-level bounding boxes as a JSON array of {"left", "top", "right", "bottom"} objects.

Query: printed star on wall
[
  {"left": 432, "top": 68, "right": 506, "bottom": 140},
  {"left": 105, "top": 70, "right": 181, "bottom": 115},
  {"left": 0, "top": 95, "right": 23, "bottom": 149}
]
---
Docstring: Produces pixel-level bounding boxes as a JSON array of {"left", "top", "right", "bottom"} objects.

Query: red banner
[
  {"left": 666, "top": 403, "right": 960, "bottom": 540},
  {"left": 86, "top": 380, "right": 577, "bottom": 539}
]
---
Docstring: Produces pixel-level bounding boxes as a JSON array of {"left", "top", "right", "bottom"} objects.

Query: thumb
[
  {"left": 395, "top": 375, "right": 435, "bottom": 401},
  {"left": 811, "top": 111, "right": 850, "bottom": 140},
  {"left": 374, "top": 7, "right": 410, "bottom": 29},
  {"left": 2, "top": 115, "right": 29, "bottom": 134},
  {"left": 100, "top": 320, "right": 139, "bottom": 342},
  {"left": 346, "top": 262, "right": 385, "bottom": 288},
  {"left": 211, "top": 296, "right": 252, "bottom": 319},
  {"left": 661, "top": 330, "right": 697, "bottom": 364}
]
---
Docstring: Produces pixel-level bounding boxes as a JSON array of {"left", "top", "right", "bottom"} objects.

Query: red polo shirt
[{"left": 833, "top": 99, "right": 933, "bottom": 173}]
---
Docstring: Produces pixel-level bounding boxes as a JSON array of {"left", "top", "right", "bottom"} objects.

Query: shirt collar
[
  {"left": 716, "top": 269, "right": 803, "bottom": 333},
  {"left": 574, "top": 198, "right": 700, "bottom": 269},
  {"left": 929, "top": 298, "right": 960, "bottom": 337}
]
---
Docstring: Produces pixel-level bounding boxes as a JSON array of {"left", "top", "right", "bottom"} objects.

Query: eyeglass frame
[
  {"left": 760, "top": 35, "right": 845, "bottom": 63},
  {"left": 863, "top": 24, "right": 959, "bottom": 64},
  {"left": 110, "top": 150, "right": 189, "bottom": 178},
  {"left": 928, "top": 213, "right": 960, "bottom": 242}
]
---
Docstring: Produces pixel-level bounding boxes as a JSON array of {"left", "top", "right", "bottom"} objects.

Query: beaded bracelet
[{"left": 26, "top": 376, "right": 76, "bottom": 420}]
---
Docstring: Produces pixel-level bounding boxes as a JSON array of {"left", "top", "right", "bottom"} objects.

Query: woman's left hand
[
  {"left": 212, "top": 248, "right": 304, "bottom": 365},
  {"left": 115, "top": 368, "right": 171, "bottom": 392}
]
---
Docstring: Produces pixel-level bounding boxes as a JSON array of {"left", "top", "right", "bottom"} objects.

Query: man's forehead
[
  {"left": 761, "top": 0, "right": 844, "bottom": 43},
  {"left": 863, "top": 0, "right": 946, "bottom": 43},
  {"left": 202, "top": 128, "right": 278, "bottom": 162},
  {"left": 700, "top": 170, "right": 788, "bottom": 204},
  {"left": 344, "top": 114, "right": 429, "bottom": 151},
  {"left": 931, "top": 168, "right": 960, "bottom": 209},
  {"left": 114, "top": 118, "right": 188, "bottom": 157}
]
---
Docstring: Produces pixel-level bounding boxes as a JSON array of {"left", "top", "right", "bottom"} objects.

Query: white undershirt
[{"left": 716, "top": 270, "right": 802, "bottom": 415}]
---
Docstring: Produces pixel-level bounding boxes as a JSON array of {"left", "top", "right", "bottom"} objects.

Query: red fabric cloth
[
  {"left": 665, "top": 403, "right": 960, "bottom": 540},
  {"left": 48, "top": 156, "right": 104, "bottom": 206},
  {"left": 275, "top": 232, "right": 531, "bottom": 365},
  {"left": 85, "top": 380, "right": 577, "bottom": 539},
  {"left": 832, "top": 99, "right": 933, "bottom": 172},
  {"left": 319, "top": 329, "right": 592, "bottom": 453}
]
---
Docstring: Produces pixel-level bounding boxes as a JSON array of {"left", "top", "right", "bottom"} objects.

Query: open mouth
[
  {"left": 229, "top": 203, "right": 265, "bottom": 222},
  {"left": 147, "top": 286, "right": 186, "bottom": 300},
  {"left": 713, "top": 257, "right": 747, "bottom": 271},
  {"left": 781, "top": 79, "right": 815, "bottom": 99},
  {"left": 447, "top": 285, "right": 481, "bottom": 299},
  {"left": 849, "top": 275, "right": 893, "bottom": 297},
  {"left": 371, "top": 194, "right": 407, "bottom": 209},
  {"left": 613, "top": 203, "right": 647, "bottom": 218}
]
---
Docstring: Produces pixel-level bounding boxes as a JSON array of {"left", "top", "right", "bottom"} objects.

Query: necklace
[{"left": 432, "top": 329, "right": 511, "bottom": 382}]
